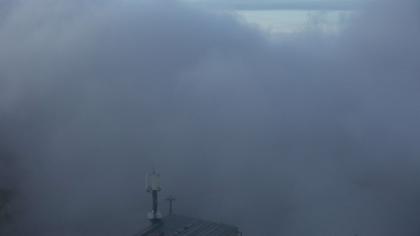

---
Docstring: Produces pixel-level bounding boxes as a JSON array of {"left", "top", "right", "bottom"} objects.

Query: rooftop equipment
[{"left": 136, "top": 171, "right": 241, "bottom": 236}]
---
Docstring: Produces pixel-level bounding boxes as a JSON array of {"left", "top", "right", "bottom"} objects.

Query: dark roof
[{"left": 135, "top": 215, "right": 239, "bottom": 236}]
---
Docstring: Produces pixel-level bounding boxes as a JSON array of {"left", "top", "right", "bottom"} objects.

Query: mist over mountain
[{"left": 0, "top": 0, "right": 419, "bottom": 235}]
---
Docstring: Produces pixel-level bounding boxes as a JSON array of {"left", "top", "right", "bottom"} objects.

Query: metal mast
[
  {"left": 166, "top": 196, "right": 176, "bottom": 215},
  {"left": 146, "top": 171, "right": 162, "bottom": 224}
]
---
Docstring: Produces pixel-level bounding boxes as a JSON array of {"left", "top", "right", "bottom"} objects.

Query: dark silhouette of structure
[
  {"left": 135, "top": 171, "right": 241, "bottom": 236},
  {"left": 166, "top": 196, "right": 175, "bottom": 216},
  {"left": 145, "top": 171, "right": 162, "bottom": 225}
]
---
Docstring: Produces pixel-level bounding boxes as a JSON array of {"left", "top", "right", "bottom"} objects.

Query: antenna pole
[
  {"left": 146, "top": 171, "right": 162, "bottom": 224},
  {"left": 152, "top": 191, "right": 158, "bottom": 215},
  {"left": 166, "top": 196, "right": 176, "bottom": 215}
]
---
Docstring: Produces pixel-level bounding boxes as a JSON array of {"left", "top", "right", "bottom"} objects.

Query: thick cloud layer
[{"left": 0, "top": 0, "right": 419, "bottom": 235}]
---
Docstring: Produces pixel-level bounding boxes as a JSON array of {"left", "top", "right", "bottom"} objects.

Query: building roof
[{"left": 135, "top": 215, "right": 239, "bottom": 236}]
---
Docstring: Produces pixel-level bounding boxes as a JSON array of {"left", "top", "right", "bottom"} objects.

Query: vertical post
[
  {"left": 166, "top": 196, "right": 176, "bottom": 215},
  {"left": 146, "top": 171, "right": 162, "bottom": 224},
  {"left": 152, "top": 190, "right": 158, "bottom": 216}
]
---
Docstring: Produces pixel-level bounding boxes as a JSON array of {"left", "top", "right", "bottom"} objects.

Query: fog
[{"left": 0, "top": 0, "right": 419, "bottom": 235}]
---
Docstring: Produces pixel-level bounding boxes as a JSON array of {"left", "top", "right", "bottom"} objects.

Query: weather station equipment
[{"left": 146, "top": 171, "right": 162, "bottom": 224}]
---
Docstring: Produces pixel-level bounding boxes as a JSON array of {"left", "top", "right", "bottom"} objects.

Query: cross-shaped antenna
[{"left": 166, "top": 196, "right": 176, "bottom": 215}]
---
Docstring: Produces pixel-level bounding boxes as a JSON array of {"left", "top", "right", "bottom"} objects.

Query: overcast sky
[
  {"left": 181, "top": 0, "right": 362, "bottom": 33},
  {"left": 181, "top": 0, "right": 365, "bottom": 10},
  {"left": 1, "top": 0, "right": 419, "bottom": 235}
]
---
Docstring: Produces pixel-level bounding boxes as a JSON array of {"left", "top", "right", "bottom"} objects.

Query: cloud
[
  {"left": 182, "top": 0, "right": 363, "bottom": 10},
  {"left": 0, "top": 0, "right": 419, "bottom": 235}
]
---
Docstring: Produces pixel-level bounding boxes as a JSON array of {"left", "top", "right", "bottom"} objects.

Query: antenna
[
  {"left": 146, "top": 170, "right": 162, "bottom": 224},
  {"left": 166, "top": 196, "right": 176, "bottom": 215}
]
